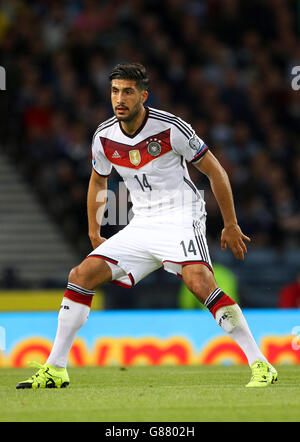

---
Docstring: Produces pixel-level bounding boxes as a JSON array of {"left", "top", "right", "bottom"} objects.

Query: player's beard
[{"left": 114, "top": 101, "right": 141, "bottom": 123}]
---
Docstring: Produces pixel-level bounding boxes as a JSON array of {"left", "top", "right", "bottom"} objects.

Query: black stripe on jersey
[
  {"left": 92, "top": 118, "right": 118, "bottom": 143},
  {"left": 191, "top": 145, "right": 209, "bottom": 163},
  {"left": 119, "top": 106, "right": 149, "bottom": 138},
  {"left": 96, "top": 115, "right": 117, "bottom": 132},
  {"left": 149, "top": 114, "right": 192, "bottom": 139},
  {"left": 183, "top": 177, "right": 201, "bottom": 199},
  {"left": 149, "top": 109, "right": 194, "bottom": 138},
  {"left": 199, "top": 230, "right": 209, "bottom": 263},
  {"left": 148, "top": 113, "right": 193, "bottom": 139},
  {"left": 193, "top": 225, "right": 202, "bottom": 257},
  {"left": 149, "top": 110, "right": 193, "bottom": 138},
  {"left": 86, "top": 254, "right": 119, "bottom": 265},
  {"left": 193, "top": 222, "right": 206, "bottom": 261},
  {"left": 95, "top": 118, "right": 118, "bottom": 134},
  {"left": 193, "top": 221, "right": 209, "bottom": 263},
  {"left": 197, "top": 222, "right": 210, "bottom": 263},
  {"left": 128, "top": 272, "right": 135, "bottom": 286}
]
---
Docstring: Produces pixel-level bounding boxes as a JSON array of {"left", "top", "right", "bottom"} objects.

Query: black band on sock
[{"left": 204, "top": 288, "right": 225, "bottom": 310}]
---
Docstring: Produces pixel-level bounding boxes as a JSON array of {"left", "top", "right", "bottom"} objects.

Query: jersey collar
[{"left": 118, "top": 106, "right": 149, "bottom": 139}]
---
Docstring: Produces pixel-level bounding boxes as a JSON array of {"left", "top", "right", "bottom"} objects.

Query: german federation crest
[{"left": 147, "top": 140, "right": 162, "bottom": 157}]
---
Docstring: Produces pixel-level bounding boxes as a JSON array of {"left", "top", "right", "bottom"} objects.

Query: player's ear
[{"left": 141, "top": 89, "right": 148, "bottom": 104}]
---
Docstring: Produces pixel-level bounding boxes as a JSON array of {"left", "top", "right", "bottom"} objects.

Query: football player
[{"left": 17, "top": 63, "right": 277, "bottom": 389}]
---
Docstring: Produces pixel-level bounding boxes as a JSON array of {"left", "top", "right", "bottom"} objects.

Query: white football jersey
[{"left": 91, "top": 107, "right": 209, "bottom": 224}]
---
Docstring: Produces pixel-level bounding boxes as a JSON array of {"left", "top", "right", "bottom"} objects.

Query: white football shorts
[{"left": 86, "top": 215, "right": 213, "bottom": 288}]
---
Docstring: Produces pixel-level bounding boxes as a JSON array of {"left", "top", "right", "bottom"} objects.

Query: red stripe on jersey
[
  {"left": 110, "top": 272, "right": 135, "bottom": 289},
  {"left": 191, "top": 145, "right": 209, "bottom": 163},
  {"left": 110, "top": 280, "right": 132, "bottom": 288},
  {"left": 100, "top": 129, "right": 172, "bottom": 169}
]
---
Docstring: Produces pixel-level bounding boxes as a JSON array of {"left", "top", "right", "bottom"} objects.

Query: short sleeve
[
  {"left": 91, "top": 132, "right": 113, "bottom": 177},
  {"left": 171, "top": 120, "right": 209, "bottom": 164}
]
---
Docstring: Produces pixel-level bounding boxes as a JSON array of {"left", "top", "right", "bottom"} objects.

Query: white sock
[
  {"left": 47, "top": 297, "right": 90, "bottom": 368},
  {"left": 215, "top": 303, "right": 268, "bottom": 366}
]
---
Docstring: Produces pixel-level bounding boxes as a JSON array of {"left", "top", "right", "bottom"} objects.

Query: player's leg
[
  {"left": 45, "top": 258, "right": 112, "bottom": 369},
  {"left": 16, "top": 220, "right": 161, "bottom": 389},
  {"left": 182, "top": 263, "right": 278, "bottom": 387},
  {"left": 16, "top": 258, "right": 112, "bottom": 389},
  {"left": 48, "top": 220, "right": 161, "bottom": 373}
]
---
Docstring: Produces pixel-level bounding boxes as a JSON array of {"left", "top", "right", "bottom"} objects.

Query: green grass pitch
[{"left": 0, "top": 365, "right": 300, "bottom": 422}]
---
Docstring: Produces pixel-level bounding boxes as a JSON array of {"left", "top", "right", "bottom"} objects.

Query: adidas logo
[{"left": 112, "top": 150, "right": 121, "bottom": 158}]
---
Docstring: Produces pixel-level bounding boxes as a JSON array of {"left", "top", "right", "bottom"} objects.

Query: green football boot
[
  {"left": 16, "top": 361, "right": 70, "bottom": 389},
  {"left": 246, "top": 360, "right": 278, "bottom": 388}
]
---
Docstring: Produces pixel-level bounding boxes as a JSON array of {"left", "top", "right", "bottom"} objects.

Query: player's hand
[
  {"left": 221, "top": 224, "right": 251, "bottom": 260},
  {"left": 89, "top": 234, "right": 106, "bottom": 250}
]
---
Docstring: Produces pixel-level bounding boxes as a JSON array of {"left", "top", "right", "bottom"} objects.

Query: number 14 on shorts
[{"left": 180, "top": 239, "right": 197, "bottom": 256}]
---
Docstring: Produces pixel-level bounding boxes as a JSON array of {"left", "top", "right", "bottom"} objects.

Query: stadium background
[{"left": 0, "top": 0, "right": 300, "bottom": 367}]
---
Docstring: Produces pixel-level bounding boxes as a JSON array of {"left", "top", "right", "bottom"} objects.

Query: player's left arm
[{"left": 194, "top": 150, "right": 251, "bottom": 260}]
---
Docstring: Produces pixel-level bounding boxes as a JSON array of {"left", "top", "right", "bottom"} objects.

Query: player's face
[{"left": 111, "top": 79, "right": 148, "bottom": 122}]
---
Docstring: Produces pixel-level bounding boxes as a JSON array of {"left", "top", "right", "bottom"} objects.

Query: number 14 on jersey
[{"left": 134, "top": 174, "right": 152, "bottom": 191}]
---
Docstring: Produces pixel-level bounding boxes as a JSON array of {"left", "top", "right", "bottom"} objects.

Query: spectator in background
[
  {"left": 0, "top": 0, "right": 299, "bottom": 258},
  {"left": 278, "top": 272, "right": 300, "bottom": 308}
]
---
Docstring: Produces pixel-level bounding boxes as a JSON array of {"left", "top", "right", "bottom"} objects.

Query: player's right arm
[
  {"left": 88, "top": 131, "right": 113, "bottom": 250},
  {"left": 170, "top": 118, "right": 250, "bottom": 260},
  {"left": 87, "top": 169, "right": 108, "bottom": 250},
  {"left": 194, "top": 150, "right": 251, "bottom": 260}
]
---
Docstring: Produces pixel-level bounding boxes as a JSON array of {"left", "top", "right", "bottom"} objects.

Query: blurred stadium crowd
[{"left": 0, "top": 0, "right": 299, "bottom": 260}]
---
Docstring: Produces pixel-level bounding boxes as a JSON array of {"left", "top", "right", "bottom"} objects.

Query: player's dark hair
[{"left": 109, "top": 63, "right": 150, "bottom": 91}]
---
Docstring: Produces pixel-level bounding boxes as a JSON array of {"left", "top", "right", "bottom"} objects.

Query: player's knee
[
  {"left": 68, "top": 265, "right": 84, "bottom": 285},
  {"left": 68, "top": 258, "right": 112, "bottom": 290}
]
